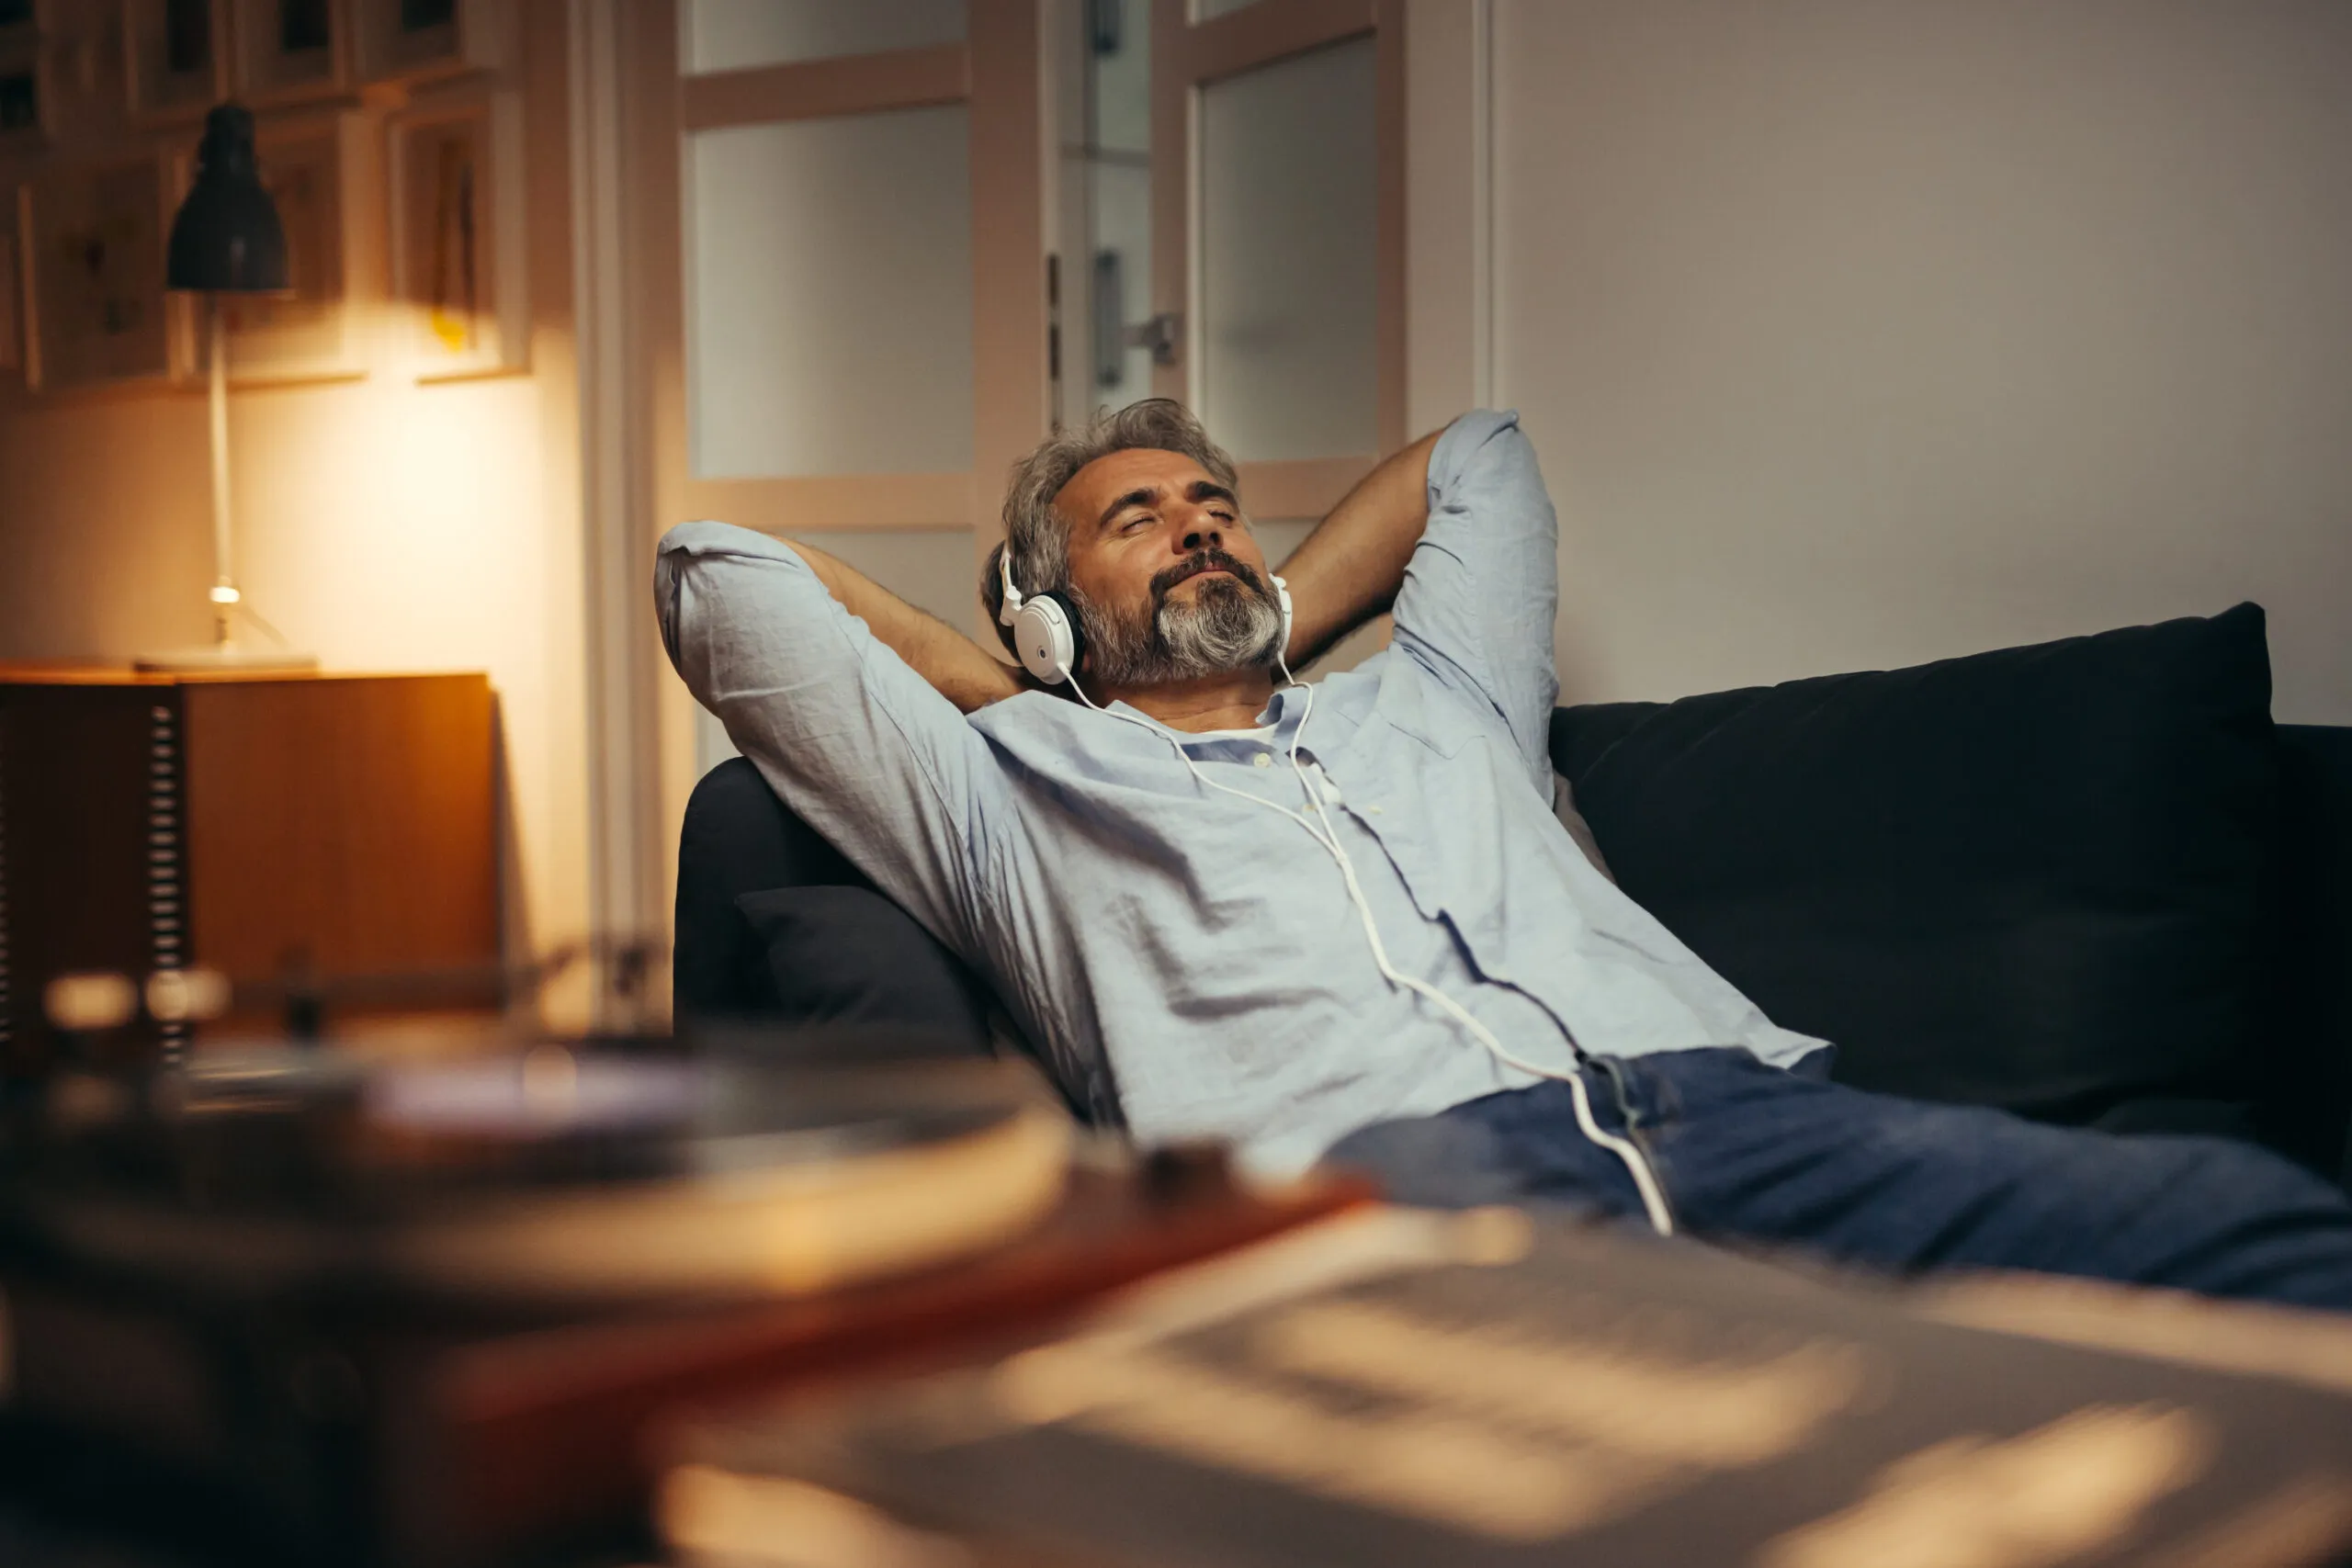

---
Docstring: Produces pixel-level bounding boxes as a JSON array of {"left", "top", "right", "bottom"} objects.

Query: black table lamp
[{"left": 138, "top": 103, "right": 314, "bottom": 671}]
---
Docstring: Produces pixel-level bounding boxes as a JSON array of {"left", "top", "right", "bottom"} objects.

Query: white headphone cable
[{"left": 1069, "top": 652, "right": 1676, "bottom": 1237}]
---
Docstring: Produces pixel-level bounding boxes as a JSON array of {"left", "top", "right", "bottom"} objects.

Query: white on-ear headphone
[
  {"left": 998, "top": 546, "right": 1295, "bottom": 688},
  {"left": 999, "top": 547, "right": 1085, "bottom": 685}
]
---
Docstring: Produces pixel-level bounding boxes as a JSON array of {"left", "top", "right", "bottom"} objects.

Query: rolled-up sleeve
[
  {"left": 654, "top": 521, "right": 1009, "bottom": 960},
  {"left": 1389, "top": 410, "right": 1562, "bottom": 793}
]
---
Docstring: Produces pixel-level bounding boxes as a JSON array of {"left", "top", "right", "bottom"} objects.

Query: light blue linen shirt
[{"left": 656, "top": 412, "right": 1823, "bottom": 1175}]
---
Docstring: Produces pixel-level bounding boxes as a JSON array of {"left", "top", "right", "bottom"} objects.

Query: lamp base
[{"left": 133, "top": 643, "right": 319, "bottom": 674}]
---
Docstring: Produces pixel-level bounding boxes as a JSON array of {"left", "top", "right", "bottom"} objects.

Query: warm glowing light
[
  {"left": 146, "top": 966, "right": 233, "bottom": 1023},
  {"left": 43, "top": 973, "right": 140, "bottom": 1032}
]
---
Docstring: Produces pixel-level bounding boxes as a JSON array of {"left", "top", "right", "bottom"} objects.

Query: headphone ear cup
[
  {"left": 1013, "top": 592, "right": 1085, "bottom": 685},
  {"left": 1052, "top": 592, "right": 1089, "bottom": 676}
]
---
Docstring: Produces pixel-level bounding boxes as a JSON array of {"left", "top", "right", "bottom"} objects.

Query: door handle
[
  {"left": 1093, "top": 250, "right": 1180, "bottom": 385},
  {"left": 1126, "top": 311, "right": 1181, "bottom": 369}
]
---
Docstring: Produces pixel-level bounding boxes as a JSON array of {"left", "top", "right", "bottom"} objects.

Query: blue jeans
[{"left": 1322, "top": 1048, "right": 2352, "bottom": 1311}]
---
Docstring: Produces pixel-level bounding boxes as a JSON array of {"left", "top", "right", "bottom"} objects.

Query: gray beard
[{"left": 1075, "top": 573, "right": 1284, "bottom": 688}]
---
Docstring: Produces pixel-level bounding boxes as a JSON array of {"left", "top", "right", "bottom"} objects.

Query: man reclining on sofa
[{"left": 655, "top": 400, "right": 2352, "bottom": 1310}]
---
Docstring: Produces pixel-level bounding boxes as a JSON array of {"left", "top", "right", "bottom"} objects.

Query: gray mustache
[{"left": 1152, "top": 550, "right": 1265, "bottom": 602}]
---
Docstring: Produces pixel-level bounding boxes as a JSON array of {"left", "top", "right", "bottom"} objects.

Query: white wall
[
  {"left": 0, "top": 1, "right": 594, "bottom": 1021},
  {"left": 1490, "top": 0, "right": 2352, "bottom": 723}
]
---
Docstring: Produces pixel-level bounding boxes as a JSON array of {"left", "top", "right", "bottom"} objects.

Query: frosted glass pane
[
  {"left": 1198, "top": 37, "right": 1378, "bottom": 461},
  {"left": 1090, "top": 158, "right": 1154, "bottom": 399},
  {"left": 1090, "top": 0, "right": 1149, "bottom": 155},
  {"left": 686, "top": 0, "right": 965, "bottom": 73},
  {"left": 688, "top": 107, "right": 973, "bottom": 479}
]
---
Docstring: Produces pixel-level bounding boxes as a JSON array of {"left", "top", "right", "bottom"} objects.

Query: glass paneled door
[
  {"left": 629, "top": 0, "right": 1052, "bottom": 792},
  {"left": 1150, "top": 0, "right": 1407, "bottom": 519}
]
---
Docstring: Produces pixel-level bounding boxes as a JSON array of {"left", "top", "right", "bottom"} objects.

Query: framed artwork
[
  {"left": 125, "top": 0, "right": 230, "bottom": 124},
  {"left": 354, "top": 0, "right": 497, "bottom": 86},
  {"left": 387, "top": 82, "right": 525, "bottom": 378},
  {"left": 0, "top": 39, "right": 47, "bottom": 153},
  {"left": 19, "top": 153, "right": 179, "bottom": 392},
  {"left": 231, "top": 0, "right": 352, "bottom": 106},
  {"left": 170, "top": 111, "right": 361, "bottom": 382}
]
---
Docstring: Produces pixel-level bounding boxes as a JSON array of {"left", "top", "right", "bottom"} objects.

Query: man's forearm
[
  {"left": 783, "top": 538, "right": 1029, "bottom": 714},
  {"left": 1272, "top": 426, "right": 1445, "bottom": 668}
]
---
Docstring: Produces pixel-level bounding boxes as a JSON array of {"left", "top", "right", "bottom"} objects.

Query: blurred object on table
[
  {"left": 660, "top": 1207, "right": 2352, "bottom": 1568},
  {"left": 0, "top": 1022, "right": 1368, "bottom": 1567}
]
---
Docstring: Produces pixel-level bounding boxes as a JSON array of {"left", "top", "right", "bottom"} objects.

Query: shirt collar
[{"left": 1106, "top": 683, "right": 1307, "bottom": 753}]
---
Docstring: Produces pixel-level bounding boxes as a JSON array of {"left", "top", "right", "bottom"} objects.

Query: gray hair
[{"left": 980, "top": 400, "right": 1239, "bottom": 660}]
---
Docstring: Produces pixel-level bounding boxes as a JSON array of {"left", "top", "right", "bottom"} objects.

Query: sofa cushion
[
  {"left": 735, "top": 886, "right": 992, "bottom": 1054},
  {"left": 674, "top": 756, "right": 868, "bottom": 1021},
  {"left": 1552, "top": 604, "right": 2280, "bottom": 1127}
]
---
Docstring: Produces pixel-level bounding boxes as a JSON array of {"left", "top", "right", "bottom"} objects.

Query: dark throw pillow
[
  {"left": 1553, "top": 604, "right": 2279, "bottom": 1126},
  {"left": 674, "top": 756, "right": 867, "bottom": 1021},
  {"left": 734, "top": 886, "right": 993, "bottom": 1056}
]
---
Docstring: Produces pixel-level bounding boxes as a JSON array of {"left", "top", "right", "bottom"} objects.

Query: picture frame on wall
[
  {"left": 354, "top": 0, "right": 498, "bottom": 86},
  {"left": 19, "top": 152, "right": 180, "bottom": 393},
  {"left": 386, "top": 81, "right": 525, "bottom": 379},
  {"left": 170, "top": 110, "right": 362, "bottom": 383},
  {"left": 124, "top": 0, "right": 230, "bottom": 124},
  {"left": 0, "top": 38, "right": 49, "bottom": 153},
  {"left": 231, "top": 0, "right": 352, "bottom": 106}
]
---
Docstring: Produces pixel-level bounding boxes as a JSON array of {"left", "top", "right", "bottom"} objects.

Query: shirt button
[{"left": 1252, "top": 752, "right": 1272, "bottom": 768}]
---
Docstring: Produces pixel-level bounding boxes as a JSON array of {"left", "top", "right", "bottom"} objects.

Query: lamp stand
[{"left": 135, "top": 293, "right": 316, "bottom": 673}]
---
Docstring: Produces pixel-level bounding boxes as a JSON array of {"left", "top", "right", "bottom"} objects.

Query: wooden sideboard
[{"left": 0, "top": 666, "right": 498, "bottom": 1075}]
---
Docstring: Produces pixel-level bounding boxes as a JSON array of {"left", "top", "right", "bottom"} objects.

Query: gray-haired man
[{"left": 658, "top": 401, "right": 2352, "bottom": 1309}]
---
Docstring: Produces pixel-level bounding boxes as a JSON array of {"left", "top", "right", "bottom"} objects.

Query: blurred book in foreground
[{"left": 661, "top": 1208, "right": 2352, "bottom": 1568}]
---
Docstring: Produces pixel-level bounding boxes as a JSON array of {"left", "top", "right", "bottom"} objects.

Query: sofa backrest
[{"left": 1549, "top": 607, "right": 2348, "bottom": 1185}]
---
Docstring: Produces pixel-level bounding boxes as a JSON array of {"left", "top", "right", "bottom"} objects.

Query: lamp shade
[{"left": 166, "top": 103, "right": 288, "bottom": 294}]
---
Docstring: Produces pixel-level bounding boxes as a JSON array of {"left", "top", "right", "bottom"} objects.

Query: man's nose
[{"left": 1178, "top": 514, "right": 1223, "bottom": 554}]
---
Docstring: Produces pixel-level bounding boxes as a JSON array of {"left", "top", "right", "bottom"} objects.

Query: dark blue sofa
[{"left": 674, "top": 605, "right": 2352, "bottom": 1190}]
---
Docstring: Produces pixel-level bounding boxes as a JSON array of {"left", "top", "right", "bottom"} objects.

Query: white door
[
  {"left": 1059, "top": 0, "right": 1407, "bottom": 574},
  {"left": 628, "top": 1, "right": 1054, "bottom": 800},
  {"left": 1152, "top": 0, "right": 1407, "bottom": 520}
]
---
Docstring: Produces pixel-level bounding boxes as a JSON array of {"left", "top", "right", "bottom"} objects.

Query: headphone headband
[{"left": 997, "top": 544, "right": 1023, "bottom": 626}]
